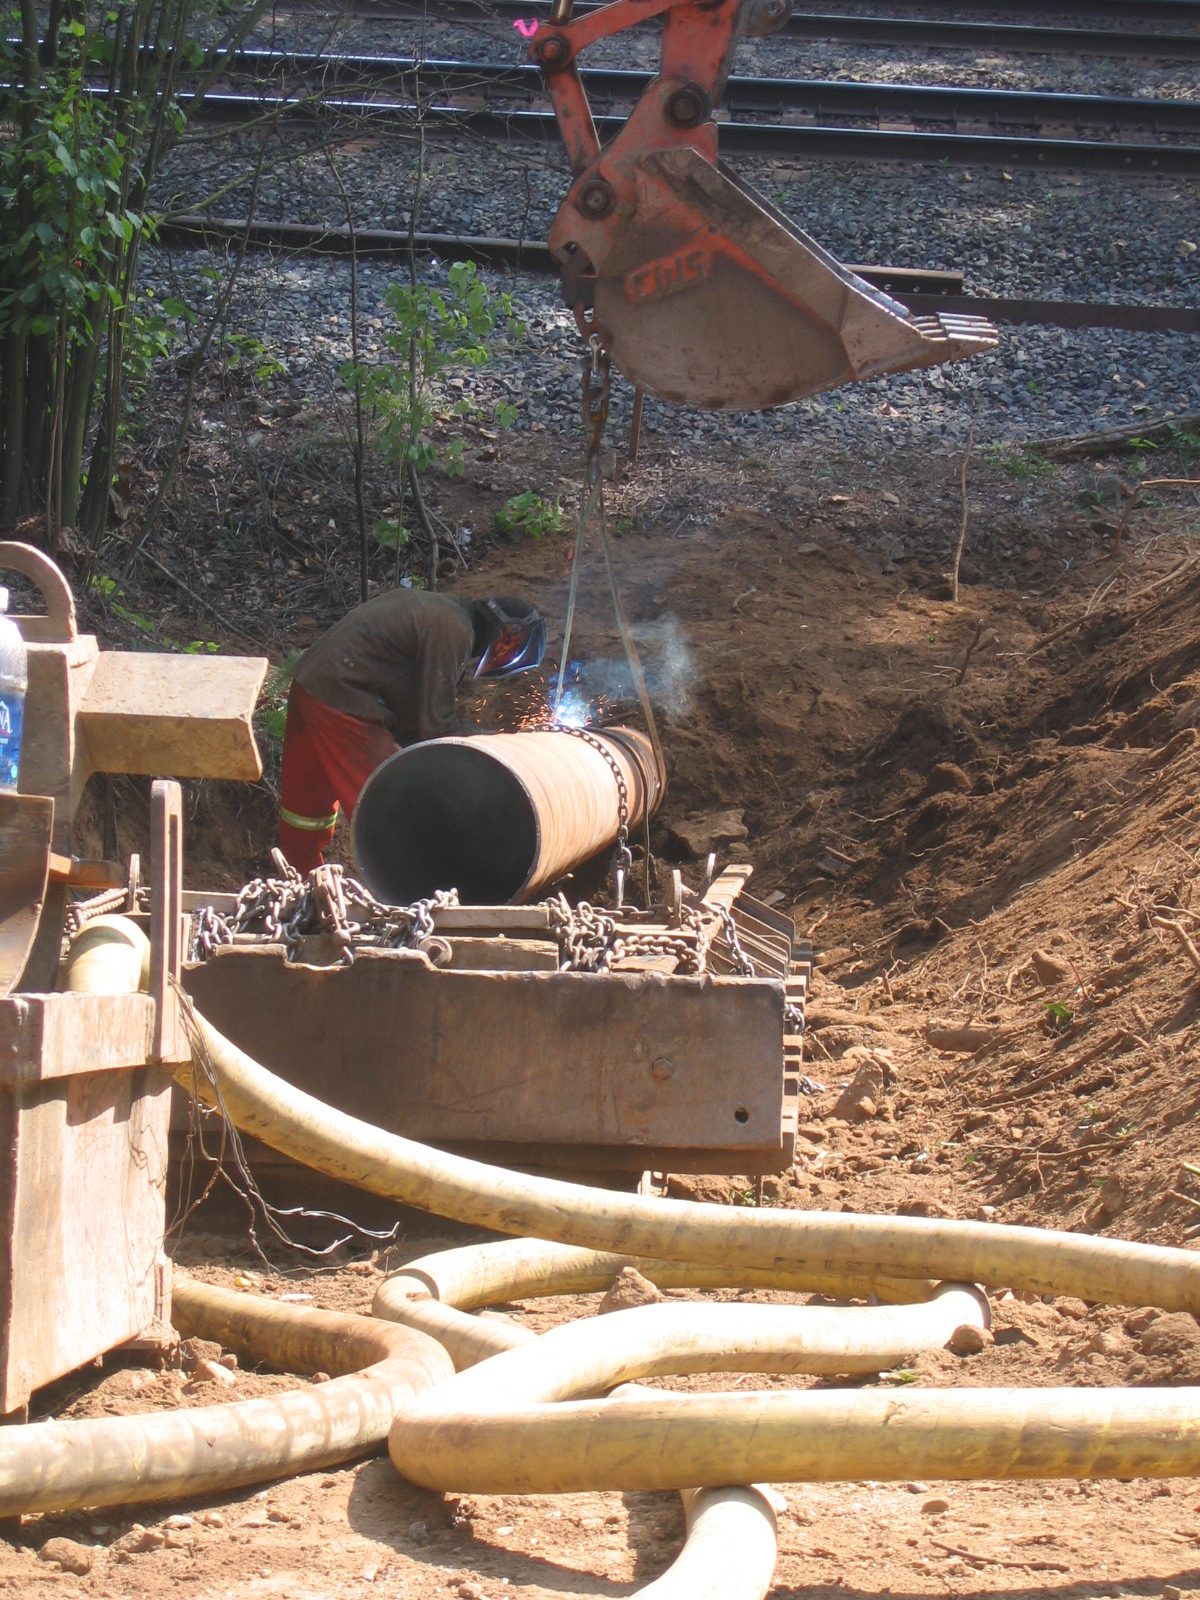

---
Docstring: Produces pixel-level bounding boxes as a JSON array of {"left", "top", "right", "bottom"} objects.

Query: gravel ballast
[{"left": 143, "top": 5, "right": 1200, "bottom": 455}]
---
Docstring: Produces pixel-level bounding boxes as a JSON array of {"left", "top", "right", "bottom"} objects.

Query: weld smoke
[{"left": 565, "top": 616, "right": 694, "bottom": 720}]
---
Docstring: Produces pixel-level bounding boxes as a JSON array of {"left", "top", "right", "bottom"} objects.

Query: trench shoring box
[{"left": 182, "top": 880, "right": 808, "bottom": 1176}]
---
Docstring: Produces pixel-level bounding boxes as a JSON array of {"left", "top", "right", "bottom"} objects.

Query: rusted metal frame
[
  {"left": 182, "top": 950, "right": 789, "bottom": 1163},
  {"left": 537, "top": 0, "right": 687, "bottom": 62},
  {"left": 150, "top": 780, "right": 185, "bottom": 1066},
  {"left": 539, "top": 64, "right": 601, "bottom": 173},
  {"left": 0, "top": 795, "right": 53, "bottom": 999}
]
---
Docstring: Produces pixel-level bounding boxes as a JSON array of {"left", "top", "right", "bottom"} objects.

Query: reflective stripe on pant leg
[
  {"left": 278, "top": 686, "right": 340, "bottom": 873},
  {"left": 279, "top": 805, "right": 340, "bottom": 831}
]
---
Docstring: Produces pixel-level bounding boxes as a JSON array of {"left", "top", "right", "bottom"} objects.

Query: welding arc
[{"left": 172, "top": 990, "right": 1200, "bottom": 1313}]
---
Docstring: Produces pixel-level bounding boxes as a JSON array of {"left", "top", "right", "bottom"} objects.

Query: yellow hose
[
  {"left": 0, "top": 1279, "right": 453, "bottom": 1515},
  {"left": 391, "top": 1372, "right": 1200, "bottom": 1494},
  {"left": 375, "top": 1240, "right": 853, "bottom": 1600},
  {"left": 178, "top": 998, "right": 1200, "bottom": 1311},
  {"left": 59, "top": 923, "right": 1200, "bottom": 1537},
  {"left": 378, "top": 1236, "right": 936, "bottom": 1313},
  {"left": 640, "top": 1487, "right": 778, "bottom": 1600}
]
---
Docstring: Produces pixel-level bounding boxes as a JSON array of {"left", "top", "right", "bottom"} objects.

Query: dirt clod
[
  {"left": 1031, "top": 948, "right": 1075, "bottom": 988},
  {"left": 598, "top": 1266, "right": 666, "bottom": 1313},
  {"left": 831, "top": 1049, "right": 896, "bottom": 1122},
  {"left": 38, "top": 1539, "right": 95, "bottom": 1575},
  {"left": 948, "top": 1324, "right": 995, "bottom": 1356}
]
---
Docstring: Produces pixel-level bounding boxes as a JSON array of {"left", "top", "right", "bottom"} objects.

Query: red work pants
[{"left": 277, "top": 681, "right": 397, "bottom": 874}]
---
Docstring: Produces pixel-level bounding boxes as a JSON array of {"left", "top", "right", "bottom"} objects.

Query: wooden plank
[
  {"left": 183, "top": 949, "right": 785, "bottom": 1156},
  {"left": 430, "top": 906, "right": 555, "bottom": 934},
  {"left": 0, "top": 1063, "right": 171, "bottom": 1411},
  {"left": 80, "top": 653, "right": 267, "bottom": 782},
  {"left": 0, "top": 993, "right": 156, "bottom": 1085},
  {"left": 442, "top": 937, "right": 558, "bottom": 972},
  {"left": 181, "top": 890, "right": 239, "bottom": 914},
  {"left": 703, "top": 864, "right": 754, "bottom": 910},
  {"left": 20, "top": 638, "right": 98, "bottom": 849}
]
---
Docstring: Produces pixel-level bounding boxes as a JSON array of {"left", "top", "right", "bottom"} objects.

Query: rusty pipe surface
[{"left": 352, "top": 725, "right": 665, "bottom": 904}]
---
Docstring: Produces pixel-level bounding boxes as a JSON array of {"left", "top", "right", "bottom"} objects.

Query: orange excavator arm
[{"left": 531, "top": 0, "right": 998, "bottom": 411}]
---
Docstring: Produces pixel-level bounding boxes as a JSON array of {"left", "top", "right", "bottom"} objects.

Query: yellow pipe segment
[
  {"left": 639, "top": 1487, "right": 779, "bottom": 1600},
  {"left": 178, "top": 999, "right": 1200, "bottom": 1310},
  {"left": 391, "top": 1379, "right": 1200, "bottom": 1495},
  {"left": 378, "top": 1236, "right": 937, "bottom": 1313},
  {"left": 57, "top": 919, "right": 1200, "bottom": 1580},
  {"left": 0, "top": 1279, "right": 453, "bottom": 1516},
  {"left": 374, "top": 1241, "right": 822, "bottom": 1600}
]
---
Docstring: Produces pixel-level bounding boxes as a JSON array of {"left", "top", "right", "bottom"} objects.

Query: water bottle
[{"left": 0, "top": 585, "right": 27, "bottom": 792}]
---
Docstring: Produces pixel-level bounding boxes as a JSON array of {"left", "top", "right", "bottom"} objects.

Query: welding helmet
[{"left": 474, "top": 597, "right": 547, "bottom": 680}]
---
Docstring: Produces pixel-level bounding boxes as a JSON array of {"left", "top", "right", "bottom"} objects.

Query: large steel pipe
[{"left": 352, "top": 726, "right": 665, "bottom": 904}]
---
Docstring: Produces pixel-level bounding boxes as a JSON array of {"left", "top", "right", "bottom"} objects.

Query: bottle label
[{"left": 0, "top": 689, "right": 24, "bottom": 790}]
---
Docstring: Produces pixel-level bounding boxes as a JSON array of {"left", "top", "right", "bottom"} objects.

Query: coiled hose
[{"left": 46, "top": 917, "right": 1200, "bottom": 1584}]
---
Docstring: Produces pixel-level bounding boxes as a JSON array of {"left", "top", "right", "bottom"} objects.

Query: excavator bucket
[{"left": 570, "top": 149, "right": 998, "bottom": 412}]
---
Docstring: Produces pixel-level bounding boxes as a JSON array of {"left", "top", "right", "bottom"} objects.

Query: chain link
[
  {"left": 581, "top": 333, "right": 610, "bottom": 490},
  {"left": 190, "top": 856, "right": 459, "bottom": 966},
  {"left": 548, "top": 891, "right": 716, "bottom": 976},
  {"left": 63, "top": 883, "right": 135, "bottom": 939},
  {"left": 712, "top": 902, "right": 807, "bottom": 1035}
]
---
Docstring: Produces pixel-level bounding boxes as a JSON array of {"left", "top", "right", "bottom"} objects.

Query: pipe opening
[{"left": 354, "top": 742, "right": 538, "bottom": 905}]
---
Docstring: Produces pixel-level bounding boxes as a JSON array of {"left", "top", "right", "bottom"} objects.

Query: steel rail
[
  {"left": 153, "top": 216, "right": 1200, "bottom": 335},
  {"left": 155, "top": 214, "right": 966, "bottom": 295},
  {"left": 217, "top": 51, "right": 1200, "bottom": 136},
  {"left": 787, "top": 0, "right": 1200, "bottom": 16},
  {"left": 183, "top": 92, "right": 1200, "bottom": 174},
  {"left": 325, "top": 0, "right": 1200, "bottom": 58}
]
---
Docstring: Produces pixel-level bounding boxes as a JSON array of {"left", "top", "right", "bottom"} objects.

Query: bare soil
[{"left": 6, "top": 409, "right": 1200, "bottom": 1598}]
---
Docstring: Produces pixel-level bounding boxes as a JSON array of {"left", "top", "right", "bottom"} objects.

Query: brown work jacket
[{"left": 292, "top": 590, "right": 476, "bottom": 744}]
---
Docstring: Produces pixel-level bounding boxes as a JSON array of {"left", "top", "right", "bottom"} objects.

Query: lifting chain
[
  {"left": 190, "top": 854, "right": 459, "bottom": 966},
  {"left": 712, "top": 902, "right": 807, "bottom": 1036},
  {"left": 548, "top": 893, "right": 712, "bottom": 976},
  {"left": 546, "top": 721, "right": 634, "bottom": 901},
  {"left": 581, "top": 332, "right": 610, "bottom": 490}
]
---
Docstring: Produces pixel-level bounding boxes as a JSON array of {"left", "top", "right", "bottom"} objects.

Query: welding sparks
[
  {"left": 504, "top": 661, "right": 607, "bottom": 731},
  {"left": 551, "top": 685, "right": 594, "bottom": 727},
  {"left": 550, "top": 660, "right": 608, "bottom": 728}
]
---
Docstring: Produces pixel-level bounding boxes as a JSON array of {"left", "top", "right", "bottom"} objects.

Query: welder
[{"left": 277, "top": 589, "right": 546, "bottom": 874}]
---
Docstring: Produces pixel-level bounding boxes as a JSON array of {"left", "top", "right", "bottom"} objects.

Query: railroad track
[
  {"left": 218, "top": 51, "right": 1200, "bottom": 136},
  {"left": 155, "top": 215, "right": 1200, "bottom": 336},
  {"left": 295, "top": 0, "right": 1200, "bottom": 59},
  {"left": 181, "top": 87, "right": 1200, "bottom": 177}
]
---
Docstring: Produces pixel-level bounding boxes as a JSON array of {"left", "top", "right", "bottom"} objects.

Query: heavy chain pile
[
  {"left": 190, "top": 854, "right": 459, "bottom": 966},
  {"left": 187, "top": 860, "right": 799, "bottom": 1021},
  {"left": 547, "top": 893, "right": 712, "bottom": 974}
]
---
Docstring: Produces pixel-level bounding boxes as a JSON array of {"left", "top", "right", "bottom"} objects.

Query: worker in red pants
[{"left": 277, "top": 590, "right": 546, "bottom": 874}]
